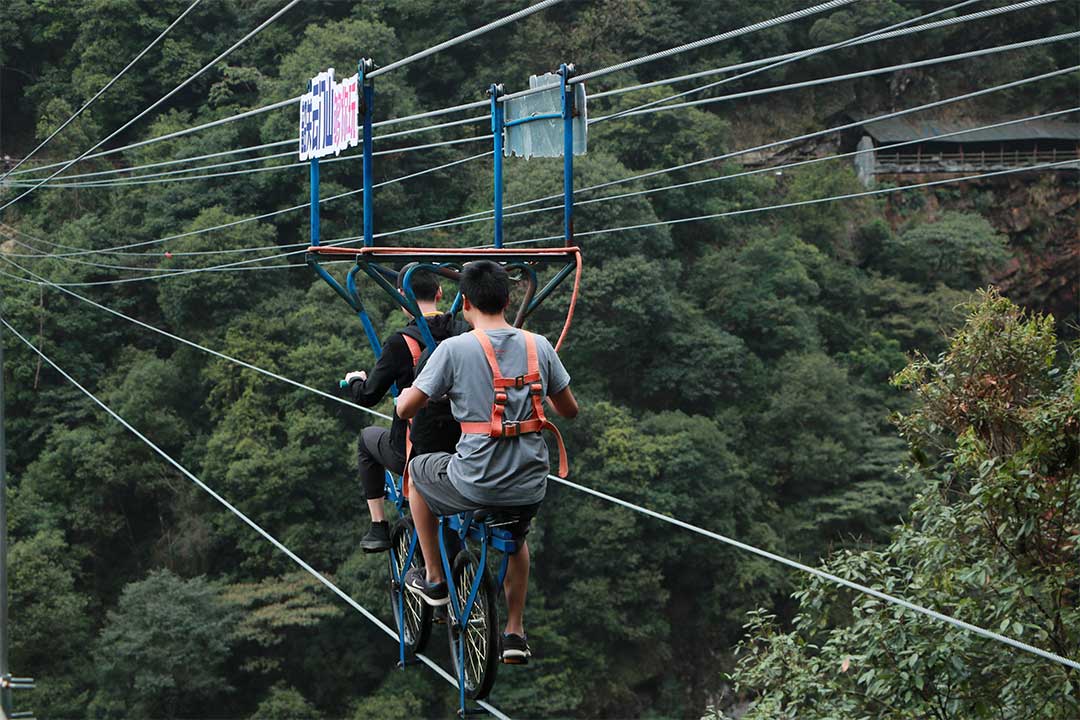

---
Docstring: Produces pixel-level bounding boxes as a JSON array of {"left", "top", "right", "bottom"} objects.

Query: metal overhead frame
[{"left": 304, "top": 60, "right": 584, "bottom": 716}]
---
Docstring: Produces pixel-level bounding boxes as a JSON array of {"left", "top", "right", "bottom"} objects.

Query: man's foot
[
  {"left": 433, "top": 604, "right": 449, "bottom": 625},
  {"left": 360, "top": 521, "right": 391, "bottom": 553},
  {"left": 404, "top": 567, "right": 449, "bottom": 606},
  {"left": 501, "top": 633, "right": 531, "bottom": 665}
]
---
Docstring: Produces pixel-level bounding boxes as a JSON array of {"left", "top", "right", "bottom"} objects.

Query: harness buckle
[
  {"left": 502, "top": 421, "right": 522, "bottom": 437},
  {"left": 512, "top": 375, "right": 527, "bottom": 389}
]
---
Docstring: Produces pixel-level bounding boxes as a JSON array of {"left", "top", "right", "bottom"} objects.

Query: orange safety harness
[
  {"left": 400, "top": 334, "right": 425, "bottom": 496},
  {"left": 458, "top": 329, "right": 569, "bottom": 478}
]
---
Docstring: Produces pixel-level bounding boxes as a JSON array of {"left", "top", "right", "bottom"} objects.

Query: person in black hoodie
[{"left": 343, "top": 269, "right": 469, "bottom": 552}]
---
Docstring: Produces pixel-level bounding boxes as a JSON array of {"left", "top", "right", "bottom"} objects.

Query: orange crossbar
[{"left": 306, "top": 245, "right": 580, "bottom": 257}]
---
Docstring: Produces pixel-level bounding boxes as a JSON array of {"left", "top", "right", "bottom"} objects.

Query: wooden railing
[{"left": 875, "top": 148, "right": 1079, "bottom": 169}]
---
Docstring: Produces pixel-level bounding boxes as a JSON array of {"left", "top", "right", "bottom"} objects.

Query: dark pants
[{"left": 357, "top": 426, "right": 405, "bottom": 500}]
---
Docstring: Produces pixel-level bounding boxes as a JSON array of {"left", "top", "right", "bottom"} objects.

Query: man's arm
[
  {"left": 397, "top": 385, "right": 429, "bottom": 420},
  {"left": 347, "top": 336, "right": 407, "bottom": 407},
  {"left": 547, "top": 385, "right": 578, "bottom": 418}
]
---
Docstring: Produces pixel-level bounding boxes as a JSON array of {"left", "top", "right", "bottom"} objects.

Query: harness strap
[
  {"left": 459, "top": 329, "right": 569, "bottom": 477},
  {"left": 400, "top": 334, "right": 424, "bottom": 495}
]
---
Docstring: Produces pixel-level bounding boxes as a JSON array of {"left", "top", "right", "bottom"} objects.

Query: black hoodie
[{"left": 347, "top": 313, "right": 470, "bottom": 458}]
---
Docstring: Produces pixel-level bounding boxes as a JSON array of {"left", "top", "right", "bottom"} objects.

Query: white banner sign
[{"left": 299, "top": 68, "right": 359, "bottom": 161}]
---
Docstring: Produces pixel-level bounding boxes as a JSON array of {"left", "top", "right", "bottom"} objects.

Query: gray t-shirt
[{"left": 411, "top": 328, "right": 571, "bottom": 506}]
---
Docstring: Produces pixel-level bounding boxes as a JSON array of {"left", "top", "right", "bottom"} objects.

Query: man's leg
[
  {"left": 407, "top": 477, "right": 444, "bottom": 584},
  {"left": 357, "top": 427, "right": 404, "bottom": 552},
  {"left": 503, "top": 540, "right": 529, "bottom": 636}
]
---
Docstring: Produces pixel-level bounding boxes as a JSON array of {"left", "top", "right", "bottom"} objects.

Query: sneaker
[
  {"left": 360, "top": 521, "right": 391, "bottom": 553},
  {"left": 433, "top": 605, "right": 449, "bottom": 625},
  {"left": 501, "top": 633, "right": 531, "bottom": 665},
  {"left": 404, "top": 567, "right": 450, "bottom": 606}
]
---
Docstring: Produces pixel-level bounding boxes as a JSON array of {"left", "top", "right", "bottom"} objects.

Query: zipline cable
[
  {"left": 12, "top": 61, "right": 1074, "bottom": 269},
  {"left": 595, "top": 0, "right": 992, "bottom": 124},
  {"left": 2, "top": 151, "right": 492, "bottom": 259},
  {"left": 500, "top": 160, "right": 1080, "bottom": 247},
  {"left": 589, "top": 31, "right": 1080, "bottom": 123},
  {"left": 7, "top": 1, "right": 559, "bottom": 181},
  {"left": 0, "top": 0, "right": 304, "bottom": 214},
  {"left": 588, "top": 0, "right": 1063, "bottom": 100},
  {"left": 4, "top": 255, "right": 1078, "bottom": 673},
  {"left": 0, "top": 318, "right": 511, "bottom": 720},
  {"left": 567, "top": 0, "right": 856, "bottom": 86},
  {"left": 0, "top": 257, "right": 390, "bottom": 421},
  {"left": 8, "top": 134, "right": 491, "bottom": 189},
  {"left": 368, "top": 0, "right": 563, "bottom": 78},
  {"left": 0, "top": 0, "right": 204, "bottom": 183}
]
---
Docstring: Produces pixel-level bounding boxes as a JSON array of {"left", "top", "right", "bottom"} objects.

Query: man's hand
[{"left": 345, "top": 370, "right": 368, "bottom": 384}]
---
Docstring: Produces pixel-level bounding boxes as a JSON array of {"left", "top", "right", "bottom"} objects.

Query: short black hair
[
  {"left": 460, "top": 260, "right": 510, "bottom": 315},
  {"left": 400, "top": 268, "right": 440, "bottom": 302}
]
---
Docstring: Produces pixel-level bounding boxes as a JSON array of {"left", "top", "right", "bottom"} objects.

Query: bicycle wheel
[
  {"left": 389, "top": 517, "right": 432, "bottom": 654},
  {"left": 448, "top": 548, "right": 500, "bottom": 700}
]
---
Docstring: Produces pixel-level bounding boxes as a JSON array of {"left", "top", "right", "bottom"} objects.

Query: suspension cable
[
  {"left": 0, "top": 318, "right": 511, "bottom": 720},
  {"left": 0, "top": 0, "right": 203, "bottom": 183},
  {"left": 4, "top": 258, "right": 1078, "bottom": 673},
  {"left": 589, "top": 31, "right": 1080, "bottom": 123},
  {"left": 595, "top": 0, "right": 988, "bottom": 124},
  {"left": 0, "top": 0, "right": 304, "bottom": 214},
  {"left": 569, "top": 0, "right": 855, "bottom": 86}
]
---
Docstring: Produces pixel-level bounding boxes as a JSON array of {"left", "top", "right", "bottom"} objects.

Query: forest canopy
[{"left": 0, "top": 1, "right": 1076, "bottom": 718}]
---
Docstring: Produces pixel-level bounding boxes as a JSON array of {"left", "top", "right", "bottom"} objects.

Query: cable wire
[
  {"left": 0, "top": 0, "right": 203, "bottom": 183},
  {"left": 0, "top": 318, "right": 511, "bottom": 720},
  {"left": 369, "top": 0, "right": 563, "bottom": 78},
  {"left": 0, "top": 0, "right": 303, "bottom": 214},
  {"left": 588, "top": 0, "right": 1062, "bottom": 101},
  {"left": 594, "top": 0, "right": 986, "bottom": 124},
  {"left": 13, "top": 61, "right": 1074, "bottom": 271},
  {"left": 569, "top": 0, "right": 855, "bottom": 86},
  {"left": 5, "top": 254, "right": 1079, "bottom": 672},
  {"left": 589, "top": 31, "right": 1080, "bottom": 123}
]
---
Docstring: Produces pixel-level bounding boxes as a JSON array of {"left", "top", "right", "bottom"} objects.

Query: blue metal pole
[
  {"left": 310, "top": 158, "right": 320, "bottom": 245},
  {"left": 490, "top": 84, "right": 504, "bottom": 249},
  {"left": 560, "top": 64, "right": 574, "bottom": 247},
  {"left": 361, "top": 59, "right": 375, "bottom": 247}
]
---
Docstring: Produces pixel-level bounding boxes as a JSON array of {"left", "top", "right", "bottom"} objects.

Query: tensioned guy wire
[
  {"left": 568, "top": 0, "right": 855, "bottom": 85},
  {"left": 0, "top": 0, "right": 304, "bottom": 214},
  {"left": 589, "top": 0, "right": 1062, "bottom": 101},
  {"left": 589, "top": 31, "right": 1080, "bottom": 123},
  {"left": 594, "top": 0, "right": 988, "bottom": 124},
  {"left": 21, "top": 32, "right": 1067, "bottom": 192},
  {"left": 0, "top": 319, "right": 511, "bottom": 720},
  {"left": 500, "top": 160, "right": 1080, "bottom": 248},
  {"left": 8, "top": 1, "right": 559, "bottom": 182},
  {"left": 3, "top": 250, "right": 1077, "bottom": 673},
  {"left": 19, "top": 57, "right": 1068, "bottom": 266},
  {"left": 0, "top": 0, "right": 204, "bottom": 183},
  {"left": 29, "top": 108, "right": 1075, "bottom": 277},
  {"left": 2, "top": 150, "right": 492, "bottom": 259}
]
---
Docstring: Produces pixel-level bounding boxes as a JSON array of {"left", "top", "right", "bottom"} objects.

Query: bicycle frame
[{"left": 438, "top": 513, "right": 519, "bottom": 715}]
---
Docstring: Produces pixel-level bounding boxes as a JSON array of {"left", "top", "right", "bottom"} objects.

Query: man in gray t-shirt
[{"left": 397, "top": 260, "right": 578, "bottom": 663}]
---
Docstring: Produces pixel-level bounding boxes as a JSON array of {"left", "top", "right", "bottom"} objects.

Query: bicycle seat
[{"left": 473, "top": 508, "right": 527, "bottom": 528}]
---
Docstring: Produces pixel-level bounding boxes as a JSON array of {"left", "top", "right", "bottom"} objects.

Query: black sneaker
[
  {"left": 501, "top": 633, "right": 531, "bottom": 665},
  {"left": 360, "top": 521, "right": 391, "bottom": 553},
  {"left": 433, "top": 604, "right": 449, "bottom": 625},
  {"left": 404, "top": 567, "right": 450, "bottom": 606}
]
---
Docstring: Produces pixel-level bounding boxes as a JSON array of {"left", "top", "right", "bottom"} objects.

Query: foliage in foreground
[{"left": 715, "top": 290, "right": 1079, "bottom": 719}]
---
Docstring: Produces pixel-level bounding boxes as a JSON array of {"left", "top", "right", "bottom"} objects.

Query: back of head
[
  {"left": 460, "top": 260, "right": 510, "bottom": 315},
  {"left": 401, "top": 268, "right": 440, "bottom": 302}
]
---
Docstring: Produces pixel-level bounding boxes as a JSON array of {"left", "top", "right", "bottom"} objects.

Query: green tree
[
  {"left": 89, "top": 570, "right": 237, "bottom": 719},
  {"left": 717, "top": 290, "right": 1080, "bottom": 719}
]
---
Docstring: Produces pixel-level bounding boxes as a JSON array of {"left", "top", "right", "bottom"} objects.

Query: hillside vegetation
[{"left": 0, "top": 1, "right": 1076, "bottom": 717}]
